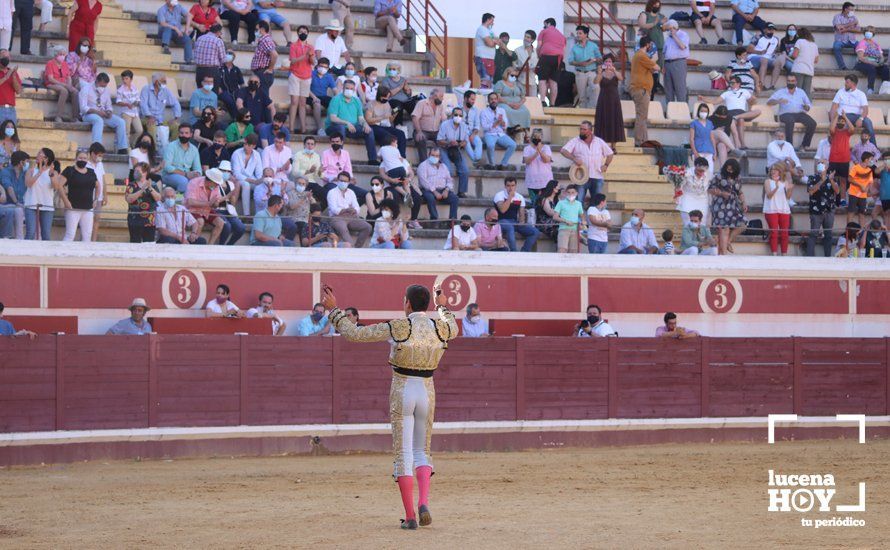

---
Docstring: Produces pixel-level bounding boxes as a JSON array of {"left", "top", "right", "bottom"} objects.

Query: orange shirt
[
  {"left": 848, "top": 163, "right": 873, "bottom": 199},
  {"left": 630, "top": 49, "right": 657, "bottom": 93}
]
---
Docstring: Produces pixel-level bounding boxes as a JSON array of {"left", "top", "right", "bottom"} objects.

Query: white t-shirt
[
  {"left": 790, "top": 39, "right": 818, "bottom": 76},
  {"left": 314, "top": 33, "right": 349, "bottom": 68},
  {"left": 762, "top": 178, "right": 791, "bottom": 214},
  {"left": 593, "top": 320, "right": 617, "bottom": 337},
  {"left": 586, "top": 205, "right": 611, "bottom": 242},
  {"left": 492, "top": 189, "right": 527, "bottom": 208},
  {"left": 206, "top": 299, "right": 240, "bottom": 315},
  {"left": 721, "top": 89, "right": 752, "bottom": 111},
  {"left": 380, "top": 145, "right": 403, "bottom": 172},
  {"left": 129, "top": 148, "right": 150, "bottom": 168},
  {"left": 832, "top": 87, "right": 868, "bottom": 117},
  {"left": 246, "top": 307, "right": 281, "bottom": 334},
  {"left": 23, "top": 167, "right": 55, "bottom": 211},
  {"left": 474, "top": 24, "right": 496, "bottom": 59},
  {"left": 751, "top": 35, "right": 778, "bottom": 58},
  {"left": 444, "top": 225, "right": 477, "bottom": 249},
  {"left": 87, "top": 160, "right": 106, "bottom": 201}
]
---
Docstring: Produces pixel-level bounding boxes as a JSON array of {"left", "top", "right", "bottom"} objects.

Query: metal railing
[
  {"left": 566, "top": 0, "right": 628, "bottom": 78},
  {"left": 404, "top": 0, "right": 449, "bottom": 78}
]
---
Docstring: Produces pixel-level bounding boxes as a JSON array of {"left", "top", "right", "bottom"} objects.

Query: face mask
[
  {"left": 55, "top": 54, "right": 65, "bottom": 62},
  {"left": 3, "top": 127, "right": 14, "bottom": 137},
  {"left": 311, "top": 312, "right": 324, "bottom": 322},
  {"left": 203, "top": 112, "right": 214, "bottom": 121},
  {"left": 343, "top": 89, "right": 355, "bottom": 99},
  {"left": 303, "top": 147, "right": 314, "bottom": 154},
  {"left": 296, "top": 184, "right": 306, "bottom": 193},
  {"left": 651, "top": 6, "right": 660, "bottom": 12},
  {"left": 690, "top": 222, "right": 700, "bottom": 229},
  {"left": 381, "top": 210, "right": 392, "bottom": 219},
  {"left": 178, "top": 136, "right": 190, "bottom": 144},
  {"left": 567, "top": 194, "right": 577, "bottom": 202},
  {"left": 630, "top": 216, "right": 641, "bottom": 226},
  {"left": 388, "top": 69, "right": 398, "bottom": 77},
  {"left": 490, "top": 103, "right": 497, "bottom": 110},
  {"left": 460, "top": 224, "right": 471, "bottom": 231},
  {"left": 164, "top": 197, "right": 176, "bottom": 208},
  {"left": 508, "top": 75, "right": 517, "bottom": 83},
  {"left": 345, "top": 69, "right": 355, "bottom": 77},
  {"left": 429, "top": 156, "right": 439, "bottom": 164},
  {"left": 865, "top": 32, "right": 874, "bottom": 40},
  {"left": 203, "top": 84, "right": 214, "bottom": 92},
  {"left": 788, "top": 30, "right": 797, "bottom": 38},
  {"left": 371, "top": 184, "right": 382, "bottom": 192},
  {"left": 222, "top": 172, "right": 231, "bottom": 181},
  {"left": 170, "top": 0, "right": 178, "bottom": 6},
  {"left": 470, "top": 315, "right": 481, "bottom": 323},
  {"left": 337, "top": 181, "right": 349, "bottom": 191},
  {"left": 139, "top": 141, "right": 151, "bottom": 149},
  {"left": 531, "top": 137, "right": 541, "bottom": 145},
  {"left": 848, "top": 10, "right": 855, "bottom": 16},
  {"left": 524, "top": 39, "right": 533, "bottom": 46},
  {"left": 248, "top": 82, "right": 259, "bottom": 91},
  {"left": 76, "top": 160, "right": 87, "bottom": 169},
  {"left": 698, "top": 112, "right": 708, "bottom": 119},
  {"left": 453, "top": 115, "right": 462, "bottom": 124},
  {"left": 314, "top": 66, "right": 328, "bottom": 76},
  {"left": 298, "top": 32, "right": 308, "bottom": 41},
  {"left": 264, "top": 177, "right": 274, "bottom": 184},
  {"left": 159, "top": 83, "right": 168, "bottom": 90},
  {"left": 225, "top": 54, "right": 234, "bottom": 63},
  {"left": 331, "top": 143, "right": 342, "bottom": 151},
  {"left": 817, "top": 163, "right": 825, "bottom": 173},
  {"left": 79, "top": 45, "right": 89, "bottom": 54},
  {"left": 96, "top": 86, "right": 106, "bottom": 94},
  {"left": 22, "top": 161, "right": 29, "bottom": 171},
  {"left": 433, "top": 98, "right": 442, "bottom": 105},
  {"left": 587, "top": 315, "right": 600, "bottom": 325},
  {"left": 579, "top": 131, "right": 588, "bottom": 139}
]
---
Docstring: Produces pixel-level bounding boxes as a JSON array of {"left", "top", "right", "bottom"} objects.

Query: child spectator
[
  {"left": 659, "top": 229, "right": 675, "bottom": 254},
  {"left": 310, "top": 58, "right": 337, "bottom": 136},
  {"left": 116, "top": 70, "right": 143, "bottom": 147}
]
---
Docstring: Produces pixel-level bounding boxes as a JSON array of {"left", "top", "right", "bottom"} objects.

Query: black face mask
[
  {"left": 0, "top": 58, "right": 9, "bottom": 67},
  {"left": 139, "top": 141, "right": 151, "bottom": 149},
  {"left": 248, "top": 81, "right": 259, "bottom": 91},
  {"left": 331, "top": 143, "right": 342, "bottom": 151},
  {"left": 178, "top": 136, "right": 190, "bottom": 144},
  {"left": 531, "top": 138, "right": 541, "bottom": 145},
  {"left": 489, "top": 103, "right": 497, "bottom": 110},
  {"left": 298, "top": 32, "right": 308, "bottom": 41},
  {"left": 433, "top": 98, "right": 442, "bottom": 106},
  {"left": 75, "top": 160, "right": 87, "bottom": 169},
  {"left": 460, "top": 224, "right": 471, "bottom": 231},
  {"left": 588, "top": 315, "right": 600, "bottom": 324},
  {"left": 213, "top": 142, "right": 224, "bottom": 150},
  {"left": 203, "top": 113, "right": 214, "bottom": 121}
]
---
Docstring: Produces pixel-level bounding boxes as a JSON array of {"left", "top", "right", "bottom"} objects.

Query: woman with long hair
[
  {"left": 708, "top": 158, "right": 747, "bottom": 254},
  {"left": 0, "top": 119, "right": 19, "bottom": 168},
  {"left": 535, "top": 179, "right": 561, "bottom": 240}
]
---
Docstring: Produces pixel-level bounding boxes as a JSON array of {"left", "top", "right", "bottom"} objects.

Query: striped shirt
[{"left": 727, "top": 59, "right": 755, "bottom": 91}]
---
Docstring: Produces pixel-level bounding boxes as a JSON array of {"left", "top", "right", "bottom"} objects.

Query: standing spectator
[
  {"left": 116, "top": 70, "right": 143, "bottom": 147},
  {"left": 535, "top": 180, "right": 560, "bottom": 240},
  {"left": 411, "top": 89, "right": 446, "bottom": 163},
  {"left": 251, "top": 194, "right": 296, "bottom": 247},
  {"left": 330, "top": 0, "right": 354, "bottom": 49},
  {"left": 474, "top": 13, "right": 497, "bottom": 89},
  {"left": 23, "top": 148, "right": 59, "bottom": 240},
  {"left": 522, "top": 128, "right": 553, "bottom": 205},
  {"left": 106, "top": 298, "right": 153, "bottom": 336},
  {"left": 162, "top": 124, "right": 202, "bottom": 193},
  {"left": 251, "top": 21, "right": 278, "bottom": 93},
  {"left": 206, "top": 284, "right": 242, "bottom": 317},
  {"left": 690, "top": 0, "right": 727, "bottom": 45},
  {"left": 262, "top": 131, "right": 292, "bottom": 181},
  {"left": 554, "top": 63, "right": 577, "bottom": 107},
  {"left": 560, "top": 120, "right": 614, "bottom": 206},
  {"left": 0, "top": 49, "right": 20, "bottom": 123},
  {"left": 657, "top": 313, "right": 700, "bottom": 338},
  {"left": 236, "top": 74, "right": 274, "bottom": 127},
  {"left": 326, "top": 175, "right": 370, "bottom": 247},
  {"left": 730, "top": 0, "right": 767, "bottom": 45},
  {"left": 493, "top": 67, "right": 531, "bottom": 135},
  {"left": 462, "top": 303, "right": 490, "bottom": 337},
  {"left": 552, "top": 184, "right": 584, "bottom": 253},
  {"left": 185, "top": 168, "right": 226, "bottom": 244},
  {"left": 853, "top": 26, "right": 890, "bottom": 94},
  {"left": 767, "top": 75, "right": 816, "bottom": 150},
  {"left": 155, "top": 187, "right": 206, "bottom": 244},
  {"left": 231, "top": 133, "right": 263, "bottom": 214},
  {"left": 189, "top": 0, "right": 220, "bottom": 40},
  {"left": 697, "top": 76, "right": 759, "bottom": 149},
  {"left": 480, "top": 92, "right": 517, "bottom": 170},
  {"left": 45, "top": 45, "right": 79, "bottom": 123},
  {"left": 366, "top": 87, "right": 407, "bottom": 157},
  {"left": 474, "top": 207, "right": 509, "bottom": 251},
  {"left": 189, "top": 75, "right": 219, "bottom": 125},
  {"left": 79, "top": 73, "right": 129, "bottom": 155},
  {"left": 586, "top": 192, "right": 610, "bottom": 254},
  {"left": 766, "top": 129, "right": 803, "bottom": 178},
  {"left": 436, "top": 107, "right": 469, "bottom": 197},
  {"left": 847, "top": 152, "right": 874, "bottom": 226},
  {"left": 0, "top": 167, "right": 13, "bottom": 237},
  {"left": 690, "top": 104, "right": 720, "bottom": 169},
  {"left": 662, "top": 20, "right": 690, "bottom": 102},
  {"left": 584, "top": 304, "right": 617, "bottom": 337},
  {"left": 763, "top": 162, "right": 793, "bottom": 255},
  {"left": 0, "top": 150, "right": 27, "bottom": 239},
  {"left": 194, "top": 24, "right": 226, "bottom": 87},
  {"left": 878, "top": 157, "right": 890, "bottom": 228},
  {"left": 463, "top": 91, "right": 484, "bottom": 167},
  {"left": 637, "top": 0, "right": 667, "bottom": 95},
  {"left": 618, "top": 209, "right": 658, "bottom": 254},
  {"left": 314, "top": 20, "right": 351, "bottom": 76},
  {"left": 309, "top": 58, "right": 336, "bottom": 135},
  {"left": 374, "top": 0, "right": 405, "bottom": 53},
  {"left": 255, "top": 0, "right": 291, "bottom": 45},
  {"left": 0, "top": 119, "right": 18, "bottom": 168},
  {"left": 67, "top": 0, "right": 103, "bottom": 54},
  {"left": 86, "top": 143, "right": 106, "bottom": 242},
  {"left": 157, "top": 0, "right": 193, "bottom": 61},
  {"left": 567, "top": 25, "right": 601, "bottom": 108},
  {"left": 830, "top": 74, "right": 875, "bottom": 145},
  {"left": 851, "top": 129, "right": 881, "bottom": 164},
  {"left": 828, "top": 111, "right": 853, "bottom": 205},
  {"left": 320, "top": 134, "right": 352, "bottom": 183},
  {"left": 288, "top": 25, "right": 314, "bottom": 134},
  {"left": 216, "top": 160, "right": 245, "bottom": 245},
  {"left": 629, "top": 36, "right": 659, "bottom": 146},
  {"left": 789, "top": 27, "right": 819, "bottom": 96},
  {"left": 125, "top": 162, "right": 162, "bottom": 243},
  {"left": 806, "top": 162, "right": 840, "bottom": 257},
  {"left": 536, "top": 17, "right": 566, "bottom": 106},
  {"left": 58, "top": 150, "right": 98, "bottom": 242},
  {"left": 494, "top": 176, "right": 539, "bottom": 252},
  {"left": 293, "top": 136, "right": 322, "bottom": 184},
  {"left": 66, "top": 38, "right": 97, "bottom": 90},
  {"left": 326, "top": 80, "right": 377, "bottom": 164},
  {"left": 514, "top": 30, "right": 538, "bottom": 94},
  {"left": 247, "top": 292, "right": 286, "bottom": 336},
  {"left": 301, "top": 203, "right": 349, "bottom": 248},
  {"left": 444, "top": 214, "right": 480, "bottom": 250},
  {"left": 679, "top": 157, "right": 712, "bottom": 225},
  {"left": 832, "top": 2, "right": 859, "bottom": 70},
  {"left": 218, "top": 50, "right": 244, "bottom": 115},
  {"left": 140, "top": 72, "right": 182, "bottom": 150},
  {"left": 370, "top": 198, "right": 411, "bottom": 249},
  {"left": 416, "top": 148, "right": 458, "bottom": 221},
  {"left": 493, "top": 32, "right": 517, "bottom": 87},
  {"left": 219, "top": 0, "right": 259, "bottom": 45},
  {"left": 297, "top": 303, "right": 328, "bottom": 336},
  {"left": 748, "top": 23, "right": 780, "bottom": 90},
  {"left": 680, "top": 209, "right": 717, "bottom": 255},
  {"left": 709, "top": 158, "right": 747, "bottom": 254},
  {"left": 594, "top": 55, "right": 625, "bottom": 150}
]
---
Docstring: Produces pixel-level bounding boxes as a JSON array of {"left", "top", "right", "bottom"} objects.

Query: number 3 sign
[
  {"left": 433, "top": 274, "right": 476, "bottom": 311},
  {"left": 698, "top": 278, "right": 743, "bottom": 314},
  {"left": 162, "top": 269, "right": 208, "bottom": 309}
]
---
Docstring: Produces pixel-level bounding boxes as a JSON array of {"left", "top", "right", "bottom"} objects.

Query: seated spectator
[
  {"left": 378, "top": 134, "right": 408, "bottom": 191},
  {"left": 320, "top": 133, "right": 352, "bottom": 183},
  {"left": 437, "top": 107, "right": 470, "bottom": 197},
  {"left": 380, "top": 160, "right": 422, "bottom": 228},
  {"left": 23, "top": 148, "right": 59, "bottom": 241},
  {"left": 140, "top": 73, "right": 183, "bottom": 149},
  {"left": 206, "top": 283, "right": 243, "bottom": 317},
  {"left": 552, "top": 184, "right": 584, "bottom": 253},
  {"left": 494, "top": 176, "right": 539, "bottom": 252},
  {"left": 584, "top": 304, "right": 617, "bottom": 337},
  {"left": 766, "top": 75, "right": 816, "bottom": 150},
  {"left": 462, "top": 91, "right": 484, "bottom": 168},
  {"left": 618, "top": 209, "right": 658, "bottom": 254},
  {"left": 326, "top": 175, "right": 371, "bottom": 247},
  {"left": 366, "top": 86, "right": 407, "bottom": 157},
  {"left": 190, "top": 0, "right": 220, "bottom": 39},
  {"left": 66, "top": 37, "right": 97, "bottom": 90},
  {"left": 380, "top": 61, "right": 414, "bottom": 124},
  {"left": 297, "top": 302, "right": 329, "bottom": 336},
  {"left": 444, "top": 215, "right": 480, "bottom": 250},
  {"left": 322, "top": 168, "right": 367, "bottom": 208},
  {"left": 586, "top": 192, "right": 611, "bottom": 254},
  {"left": 255, "top": 0, "right": 292, "bottom": 44},
  {"left": 776, "top": 24, "right": 798, "bottom": 74},
  {"left": 371, "top": 198, "right": 411, "bottom": 249},
  {"left": 0, "top": 301, "right": 36, "bottom": 338},
  {"left": 747, "top": 23, "right": 780, "bottom": 90},
  {"left": 0, "top": 180, "right": 12, "bottom": 238},
  {"left": 417, "top": 148, "right": 459, "bottom": 222},
  {"left": 411, "top": 89, "right": 447, "bottom": 163},
  {"left": 218, "top": 50, "right": 245, "bottom": 115},
  {"left": 859, "top": 218, "right": 888, "bottom": 258},
  {"left": 258, "top": 113, "right": 290, "bottom": 149},
  {"left": 106, "top": 298, "right": 153, "bottom": 335},
  {"left": 493, "top": 67, "right": 531, "bottom": 134},
  {"left": 162, "top": 124, "right": 202, "bottom": 193},
  {"left": 247, "top": 292, "right": 287, "bottom": 336},
  {"left": 326, "top": 80, "right": 377, "bottom": 164},
  {"left": 481, "top": 92, "right": 517, "bottom": 170},
  {"left": 58, "top": 151, "right": 99, "bottom": 242},
  {"left": 158, "top": 0, "right": 194, "bottom": 61},
  {"left": 523, "top": 129, "right": 554, "bottom": 206},
  {"left": 680, "top": 209, "right": 717, "bottom": 255},
  {"left": 201, "top": 131, "right": 231, "bottom": 170},
  {"left": 656, "top": 312, "right": 700, "bottom": 338},
  {"left": 190, "top": 75, "right": 219, "bottom": 125},
  {"left": 366, "top": 177, "right": 394, "bottom": 222},
  {"left": 293, "top": 136, "right": 323, "bottom": 184},
  {"left": 315, "top": 20, "right": 351, "bottom": 76},
  {"left": 231, "top": 133, "right": 264, "bottom": 214},
  {"left": 1, "top": 150, "right": 28, "bottom": 240},
  {"left": 301, "top": 203, "right": 350, "bottom": 247},
  {"left": 309, "top": 57, "right": 337, "bottom": 136},
  {"left": 698, "top": 76, "right": 760, "bottom": 149},
  {"left": 766, "top": 129, "right": 803, "bottom": 178},
  {"left": 729, "top": 0, "right": 767, "bottom": 45},
  {"left": 155, "top": 186, "right": 208, "bottom": 244},
  {"left": 193, "top": 107, "right": 224, "bottom": 152},
  {"left": 854, "top": 27, "right": 890, "bottom": 94},
  {"left": 252, "top": 194, "right": 296, "bottom": 247},
  {"left": 851, "top": 129, "right": 881, "bottom": 164},
  {"left": 236, "top": 75, "right": 274, "bottom": 127},
  {"left": 0, "top": 121, "right": 20, "bottom": 170},
  {"left": 45, "top": 45, "right": 79, "bottom": 123},
  {"left": 216, "top": 160, "right": 245, "bottom": 245},
  {"left": 560, "top": 120, "right": 613, "bottom": 206},
  {"left": 832, "top": 2, "right": 860, "bottom": 70},
  {"left": 474, "top": 207, "right": 509, "bottom": 251},
  {"left": 185, "top": 168, "right": 226, "bottom": 244},
  {"left": 262, "top": 131, "right": 293, "bottom": 181},
  {"left": 253, "top": 168, "right": 290, "bottom": 212},
  {"left": 834, "top": 221, "right": 862, "bottom": 257},
  {"left": 830, "top": 74, "right": 875, "bottom": 146},
  {"left": 374, "top": 0, "right": 405, "bottom": 52},
  {"left": 462, "top": 303, "right": 490, "bottom": 337},
  {"left": 659, "top": 229, "right": 675, "bottom": 255},
  {"left": 806, "top": 162, "right": 840, "bottom": 257},
  {"left": 219, "top": 0, "right": 259, "bottom": 45},
  {"left": 335, "top": 62, "right": 364, "bottom": 104},
  {"left": 125, "top": 162, "right": 163, "bottom": 244},
  {"left": 226, "top": 108, "right": 256, "bottom": 150},
  {"left": 362, "top": 66, "right": 379, "bottom": 102},
  {"left": 116, "top": 70, "right": 143, "bottom": 147},
  {"left": 725, "top": 47, "right": 759, "bottom": 92},
  {"left": 576, "top": 319, "right": 593, "bottom": 337},
  {"left": 79, "top": 73, "right": 129, "bottom": 155},
  {"left": 690, "top": 0, "right": 727, "bottom": 45}
]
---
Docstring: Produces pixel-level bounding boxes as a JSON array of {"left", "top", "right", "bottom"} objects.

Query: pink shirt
[
  {"left": 473, "top": 221, "right": 503, "bottom": 247},
  {"left": 538, "top": 26, "right": 566, "bottom": 57},
  {"left": 185, "top": 177, "right": 222, "bottom": 217},
  {"left": 522, "top": 144, "right": 554, "bottom": 190},
  {"left": 262, "top": 145, "right": 293, "bottom": 176},
  {"left": 561, "top": 136, "right": 613, "bottom": 179},
  {"left": 321, "top": 148, "right": 353, "bottom": 182}
]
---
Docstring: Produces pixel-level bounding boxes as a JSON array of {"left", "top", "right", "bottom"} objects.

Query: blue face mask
[
  {"left": 164, "top": 198, "right": 176, "bottom": 208},
  {"left": 4, "top": 127, "right": 14, "bottom": 137},
  {"left": 337, "top": 181, "right": 349, "bottom": 191},
  {"left": 630, "top": 216, "right": 641, "bottom": 226},
  {"left": 203, "top": 84, "right": 214, "bottom": 91},
  {"left": 345, "top": 69, "right": 355, "bottom": 77},
  {"left": 787, "top": 30, "right": 797, "bottom": 38}
]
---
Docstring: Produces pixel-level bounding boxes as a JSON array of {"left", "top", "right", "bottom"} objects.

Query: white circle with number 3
[
  {"left": 432, "top": 274, "right": 477, "bottom": 311},
  {"left": 698, "top": 278, "right": 743, "bottom": 314},
  {"left": 162, "top": 268, "right": 208, "bottom": 310}
]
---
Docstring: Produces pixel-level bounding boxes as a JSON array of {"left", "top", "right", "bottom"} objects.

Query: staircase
[{"left": 90, "top": 0, "right": 178, "bottom": 74}]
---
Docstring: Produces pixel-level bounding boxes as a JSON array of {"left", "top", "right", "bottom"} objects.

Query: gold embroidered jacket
[{"left": 328, "top": 306, "right": 459, "bottom": 371}]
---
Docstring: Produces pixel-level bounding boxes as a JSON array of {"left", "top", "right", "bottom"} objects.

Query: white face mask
[
  {"left": 317, "top": 67, "right": 328, "bottom": 75},
  {"left": 95, "top": 86, "right": 105, "bottom": 94},
  {"left": 225, "top": 54, "right": 234, "bottom": 63},
  {"left": 453, "top": 116, "right": 462, "bottom": 124},
  {"left": 470, "top": 315, "right": 481, "bottom": 323},
  {"left": 264, "top": 177, "right": 274, "bottom": 184},
  {"left": 567, "top": 194, "right": 577, "bottom": 202},
  {"left": 80, "top": 45, "right": 90, "bottom": 54},
  {"left": 343, "top": 89, "right": 355, "bottom": 99},
  {"left": 698, "top": 111, "right": 708, "bottom": 119},
  {"left": 381, "top": 210, "right": 392, "bottom": 219},
  {"left": 508, "top": 75, "right": 517, "bottom": 82},
  {"left": 371, "top": 184, "right": 382, "bottom": 192}
]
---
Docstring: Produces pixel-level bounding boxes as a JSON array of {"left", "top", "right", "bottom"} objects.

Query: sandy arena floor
[{"left": 0, "top": 439, "right": 887, "bottom": 549}]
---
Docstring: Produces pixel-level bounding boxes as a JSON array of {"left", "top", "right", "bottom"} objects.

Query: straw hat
[
  {"left": 325, "top": 19, "right": 344, "bottom": 31},
  {"left": 129, "top": 298, "right": 151, "bottom": 312},
  {"left": 708, "top": 70, "right": 722, "bottom": 81},
  {"left": 568, "top": 163, "right": 589, "bottom": 185}
]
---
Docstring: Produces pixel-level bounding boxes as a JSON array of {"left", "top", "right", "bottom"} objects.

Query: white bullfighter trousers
[{"left": 390, "top": 373, "right": 435, "bottom": 478}]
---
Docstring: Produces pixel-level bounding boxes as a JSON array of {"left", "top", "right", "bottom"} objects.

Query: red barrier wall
[{"left": 1, "top": 336, "right": 888, "bottom": 433}]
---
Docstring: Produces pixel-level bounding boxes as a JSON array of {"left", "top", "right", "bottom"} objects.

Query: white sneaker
[{"left": 317, "top": 128, "right": 326, "bottom": 137}]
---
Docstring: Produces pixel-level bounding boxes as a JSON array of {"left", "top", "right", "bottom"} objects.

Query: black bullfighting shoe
[
  {"left": 400, "top": 518, "right": 418, "bottom": 530},
  {"left": 418, "top": 505, "right": 432, "bottom": 526}
]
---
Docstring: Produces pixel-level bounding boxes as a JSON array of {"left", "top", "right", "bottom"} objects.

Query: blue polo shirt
[
  {"left": 310, "top": 70, "right": 336, "bottom": 98},
  {"left": 567, "top": 40, "right": 602, "bottom": 72},
  {"left": 0, "top": 319, "right": 15, "bottom": 335}
]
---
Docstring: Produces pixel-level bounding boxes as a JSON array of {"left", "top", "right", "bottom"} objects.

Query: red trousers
[{"left": 765, "top": 212, "right": 790, "bottom": 254}]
